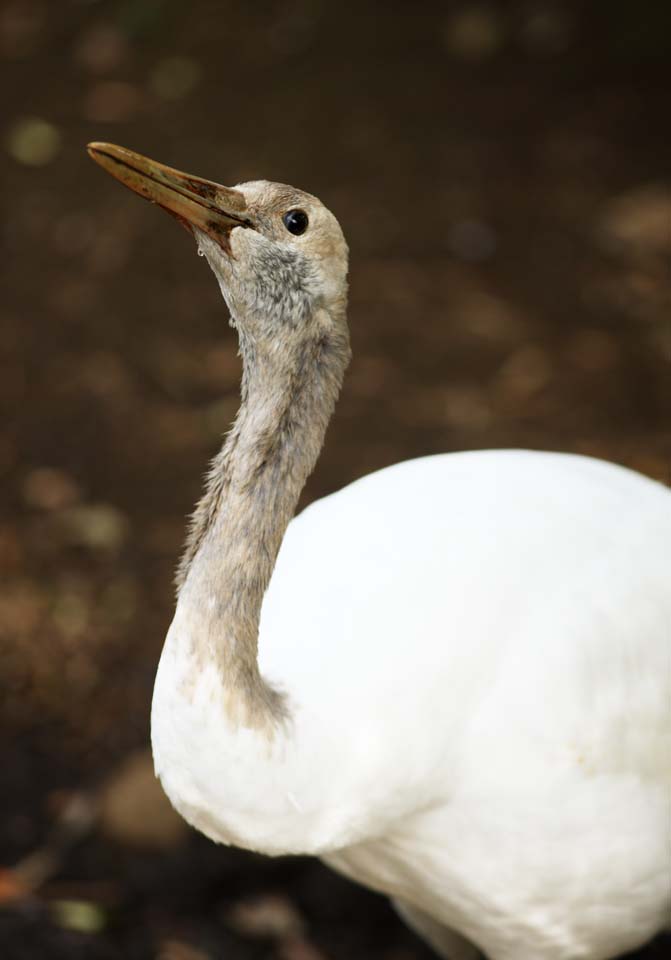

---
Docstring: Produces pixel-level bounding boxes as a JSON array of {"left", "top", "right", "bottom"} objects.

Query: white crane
[{"left": 88, "top": 142, "right": 671, "bottom": 960}]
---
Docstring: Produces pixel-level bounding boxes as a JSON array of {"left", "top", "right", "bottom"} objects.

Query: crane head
[{"left": 87, "top": 143, "right": 349, "bottom": 347}]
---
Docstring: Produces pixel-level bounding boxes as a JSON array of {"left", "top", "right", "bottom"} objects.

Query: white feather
[{"left": 153, "top": 449, "right": 671, "bottom": 959}]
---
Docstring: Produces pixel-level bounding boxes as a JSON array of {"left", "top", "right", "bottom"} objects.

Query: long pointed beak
[{"left": 87, "top": 142, "right": 252, "bottom": 249}]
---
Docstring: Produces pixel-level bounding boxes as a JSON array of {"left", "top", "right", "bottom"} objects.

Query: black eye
[{"left": 282, "top": 209, "right": 309, "bottom": 236}]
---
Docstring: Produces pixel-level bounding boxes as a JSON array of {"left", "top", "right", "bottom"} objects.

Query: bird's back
[
  {"left": 259, "top": 449, "right": 671, "bottom": 958},
  {"left": 260, "top": 450, "right": 670, "bottom": 788}
]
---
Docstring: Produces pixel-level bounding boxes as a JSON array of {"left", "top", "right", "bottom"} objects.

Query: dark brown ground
[{"left": 1, "top": 2, "right": 670, "bottom": 958}]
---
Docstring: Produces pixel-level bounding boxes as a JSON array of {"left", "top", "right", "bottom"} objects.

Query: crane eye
[{"left": 282, "top": 209, "right": 309, "bottom": 236}]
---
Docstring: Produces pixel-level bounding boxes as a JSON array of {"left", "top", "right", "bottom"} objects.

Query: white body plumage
[{"left": 153, "top": 450, "right": 671, "bottom": 960}]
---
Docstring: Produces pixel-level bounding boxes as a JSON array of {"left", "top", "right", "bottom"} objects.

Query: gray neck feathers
[{"left": 176, "top": 310, "right": 350, "bottom": 726}]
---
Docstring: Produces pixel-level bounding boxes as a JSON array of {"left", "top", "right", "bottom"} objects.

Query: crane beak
[{"left": 87, "top": 142, "right": 252, "bottom": 250}]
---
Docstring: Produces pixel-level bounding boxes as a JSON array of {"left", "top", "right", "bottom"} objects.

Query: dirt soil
[{"left": 1, "top": 2, "right": 669, "bottom": 958}]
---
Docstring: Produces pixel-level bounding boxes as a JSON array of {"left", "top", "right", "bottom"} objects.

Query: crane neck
[{"left": 175, "top": 308, "right": 350, "bottom": 728}]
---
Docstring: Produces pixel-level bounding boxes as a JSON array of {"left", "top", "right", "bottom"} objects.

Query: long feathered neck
[{"left": 175, "top": 308, "right": 350, "bottom": 728}]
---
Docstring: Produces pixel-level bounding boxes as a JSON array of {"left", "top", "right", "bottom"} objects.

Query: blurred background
[{"left": 1, "top": 1, "right": 670, "bottom": 958}]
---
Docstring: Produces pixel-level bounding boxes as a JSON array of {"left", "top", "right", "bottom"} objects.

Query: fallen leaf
[
  {"left": 6, "top": 116, "right": 61, "bottom": 165},
  {"left": 0, "top": 867, "right": 31, "bottom": 903},
  {"left": 99, "top": 750, "right": 188, "bottom": 850},
  {"left": 226, "top": 894, "right": 305, "bottom": 940},
  {"left": 158, "top": 939, "right": 211, "bottom": 960},
  {"left": 22, "top": 467, "right": 81, "bottom": 511},
  {"left": 51, "top": 899, "right": 107, "bottom": 934}
]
